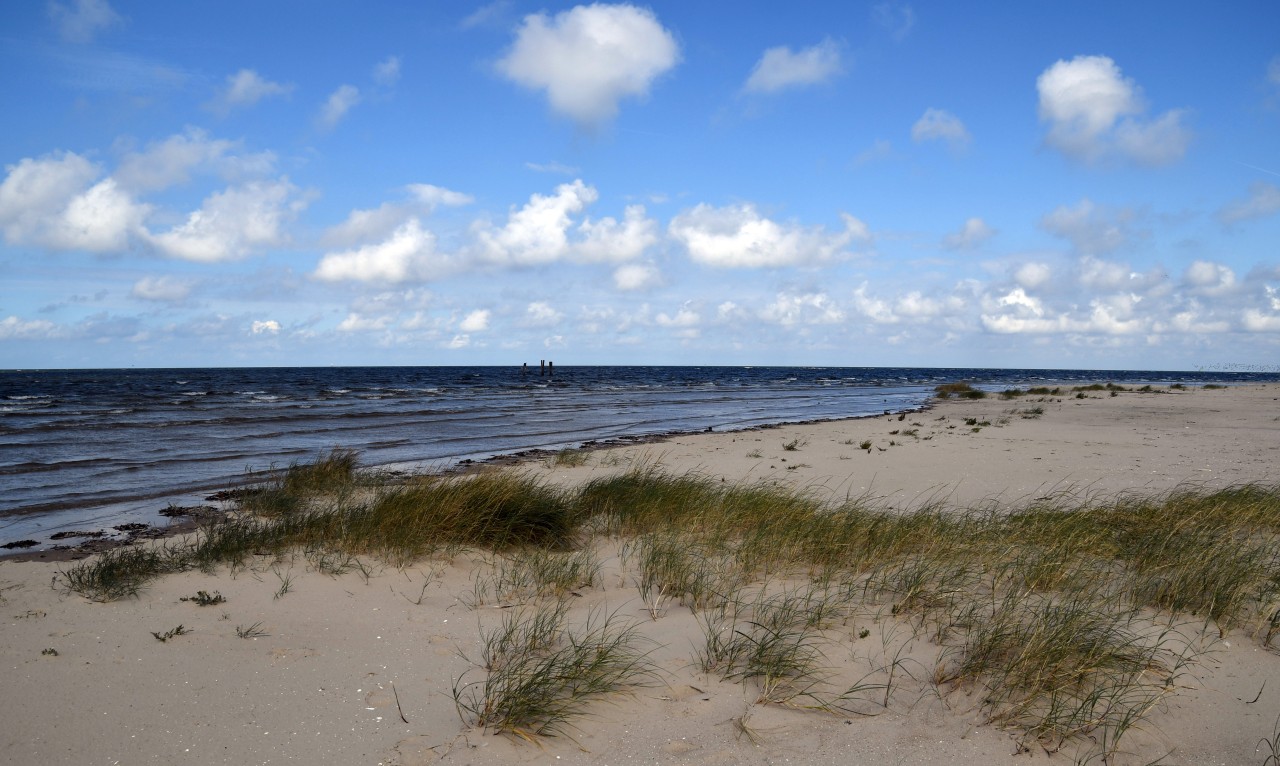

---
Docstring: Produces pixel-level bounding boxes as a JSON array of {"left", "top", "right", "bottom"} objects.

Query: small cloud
[
  {"left": 251, "top": 319, "right": 281, "bottom": 335},
  {"left": 1014, "top": 262, "right": 1052, "bottom": 289},
  {"left": 497, "top": 3, "right": 680, "bottom": 127},
  {"left": 210, "top": 69, "right": 292, "bottom": 115},
  {"left": 131, "top": 276, "right": 193, "bottom": 302},
  {"left": 1039, "top": 198, "right": 1141, "bottom": 256},
  {"left": 525, "top": 161, "right": 580, "bottom": 175},
  {"left": 853, "top": 139, "right": 893, "bottom": 167},
  {"left": 319, "top": 84, "right": 361, "bottom": 130},
  {"left": 743, "top": 38, "right": 843, "bottom": 94},
  {"left": 613, "top": 262, "right": 660, "bottom": 291},
  {"left": 148, "top": 180, "right": 302, "bottom": 263},
  {"left": 943, "top": 217, "right": 995, "bottom": 250},
  {"left": 1183, "top": 260, "right": 1236, "bottom": 296},
  {"left": 871, "top": 2, "right": 915, "bottom": 41},
  {"left": 373, "top": 56, "right": 401, "bottom": 87},
  {"left": 407, "top": 184, "right": 474, "bottom": 208},
  {"left": 460, "top": 1, "right": 512, "bottom": 30},
  {"left": 524, "top": 301, "right": 563, "bottom": 326},
  {"left": 337, "top": 313, "right": 391, "bottom": 333},
  {"left": 669, "top": 203, "right": 870, "bottom": 268},
  {"left": 459, "top": 309, "right": 490, "bottom": 333},
  {"left": 1217, "top": 181, "right": 1280, "bottom": 226},
  {"left": 49, "top": 0, "right": 122, "bottom": 43},
  {"left": 315, "top": 219, "right": 445, "bottom": 283},
  {"left": 912, "top": 108, "right": 970, "bottom": 150}
]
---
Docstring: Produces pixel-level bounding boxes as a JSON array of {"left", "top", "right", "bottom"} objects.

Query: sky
[{"left": 1, "top": 1, "right": 1278, "bottom": 371}]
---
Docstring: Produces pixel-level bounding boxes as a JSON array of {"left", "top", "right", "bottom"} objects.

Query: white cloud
[
  {"left": 149, "top": 180, "right": 300, "bottom": 262},
  {"left": 0, "top": 152, "right": 151, "bottom": 253},
  {"left": 251, "top": 319, "right": 281, "bottom": 335},
  {"left": 445, "top": 334, "right": 472, "bottom": 349},
  {"left": 459, "top": 309, "right": 491, "bottom": 333},
  {"left": 1183, "top": 260, "right": 1236, "bottom": 296},
  {"left": 323, "top": 184, "right": 472, "bottom": 248},
  {"left": 1014, "top": 262, "right": 1053, "bottom": 289},
  {"left": 911, "top": 108, "right": 970, "bottom": 149},
  {"left": 476, "top": 180, "right": 594, "bottom": 264},
  {"left": 761, "top": 292, "right": 845, "bottom": 326},
  {"left": 373, "top": 56, "right": 401, "bottom": 87},
  {"left": 49, "top": 0, "right": 121, "bottom": 43},
  {"left": 114, "top": 128, "right": 251, "bottom": 193},
  {"left": 743, "top": 38, "right": 842, "bottom": 94},
  {"left": 524, "top": 301, "right": 564, "bottom": 326},
  {"left": 210, "top": 69, "right": 292, "bottom": 115},
  {"left": 315, "top": 218, "right": 445, "bottom": 283},
  {"left": 475, "top": 179, "right": 656, "bottom": 266},
  {"left": 132, "top": 276, "right": 193, "bottom": 302},
  {"left": 408, "top": 184, "right": 474, "bottom": 209},
  {"left": 613, "top": 262, "right": 660, "bottom": 291},
  {"left": 337, "top": 313, "right": 392, "bottom": 333},
  {"left": 0, "top": 316, "right": 62, "bottom": 340},
  {"left": 319, "top": 85, "right": 361, "bottom": 129},
  {"left": 575, "top": 204, "right": 658, "bottom": 262},
  {"left": 1039, "top": 198, "right": 1139, "bottom": 255},
  {"left": 1078, "top": 255, "right": 1135, "bottom": 290},
  {"left": 852, "top": 285, "right": 898, "bottom": 324},
  {"left": 871, "top": 2, "right": 915, "bottom": 41},
  {"left": 669, "top": 203, "right": 870, "bottom": 268},
  {"left": 655, "top": 307, "right": 700, "bottom": 328},
  {"left": 943, "top": 217, "right": 994, "bottom": 249},
  {"left": 1037, "top": 55, "right": 1190, "bottom": 165},
  {"left": 497, "top": 3, "right": 679, "bottom": 126},
  {"left": 1217, "top": 182, "right": 1280, "bottom": 225},
  {"left": 1243, "top": 308, "right": 1280, "bottom": 332},
  {"left": 525, "top": 161, "right": 580, "bottom": 175}
]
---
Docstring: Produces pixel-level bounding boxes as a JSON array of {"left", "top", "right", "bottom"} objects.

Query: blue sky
[{"left": 1, "top": 1, "right": 1278, "bottom": 370}]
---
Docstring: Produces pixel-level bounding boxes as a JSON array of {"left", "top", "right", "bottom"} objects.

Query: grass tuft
[{"left": 452, "top": 606, "right": 656, "bottom": 741}]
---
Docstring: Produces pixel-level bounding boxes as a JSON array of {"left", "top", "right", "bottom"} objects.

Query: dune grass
[
  {"left": 452, "top": 606, "right": 656, "bottom": 741},
  {"left": 57, "top": 451, "right": 1280, "bottom": 759}
]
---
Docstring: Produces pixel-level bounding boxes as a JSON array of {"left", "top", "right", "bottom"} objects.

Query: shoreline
[
  {"left": 7, "top": 381, "right": 1275, "bottom": 561},
  {"left": 2, "top": 383, "right": 1279, "bottom": 765}
]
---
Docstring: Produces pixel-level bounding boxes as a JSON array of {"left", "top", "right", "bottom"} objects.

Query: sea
[{"left": 3, "top": 365, "right": 1277, "bottom": 550}]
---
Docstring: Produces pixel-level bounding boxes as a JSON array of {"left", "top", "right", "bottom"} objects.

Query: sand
[{"left": 2, "top": 384, "right": 1278, "bottom": 765}]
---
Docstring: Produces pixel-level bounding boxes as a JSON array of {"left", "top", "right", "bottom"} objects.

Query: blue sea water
[{"left": 2, "top": 365, "right": 1276, "bottom": 549}]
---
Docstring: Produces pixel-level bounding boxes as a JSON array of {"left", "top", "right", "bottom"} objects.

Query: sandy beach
[{"left": 2, "top": 384, "right": 1279, "bottom": 766}]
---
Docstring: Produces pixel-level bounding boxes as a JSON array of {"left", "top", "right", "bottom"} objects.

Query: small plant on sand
[
  {"left": 60, "top": 544, "right": 184, "bottom": 602},
  {"left": 935, "top": 382, "right": 986, "bottom": 399},
  {"left": 151, "top": 624, "right": 189, "bottom": 642},
  {"left": 273, "top": 570, "right": 294, "bottom": 599},
  {"left": 452, "top": 606, "right": 655, "bottom": 741},
  {"left": 782, "top": 438, "right": 806, "bottom": 451},
  {"left": 180, "top": 590, "right": 225, "bottom": 606},
  {"left": 746, "top": 449, "right": 763, "bottom": 458},
  {"left": 859, "top": 440, "right": 872, "bottom": 451},
  {"left": 235, "top": 622, "right": 268, "bottom": 639},
  {"left": 1259, "top": 713, "right": 1280, "bottom": 766},
  {"left": 551, "top": 448, "right": 591, "bottom": 468}
]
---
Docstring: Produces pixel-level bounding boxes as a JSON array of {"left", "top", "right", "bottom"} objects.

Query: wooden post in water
[
  {"left": 540, "top": 360, "right": 545, "bottom": 376},
  {"left": 548, "top": 361, "right": 554, "bottom": 376}
]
